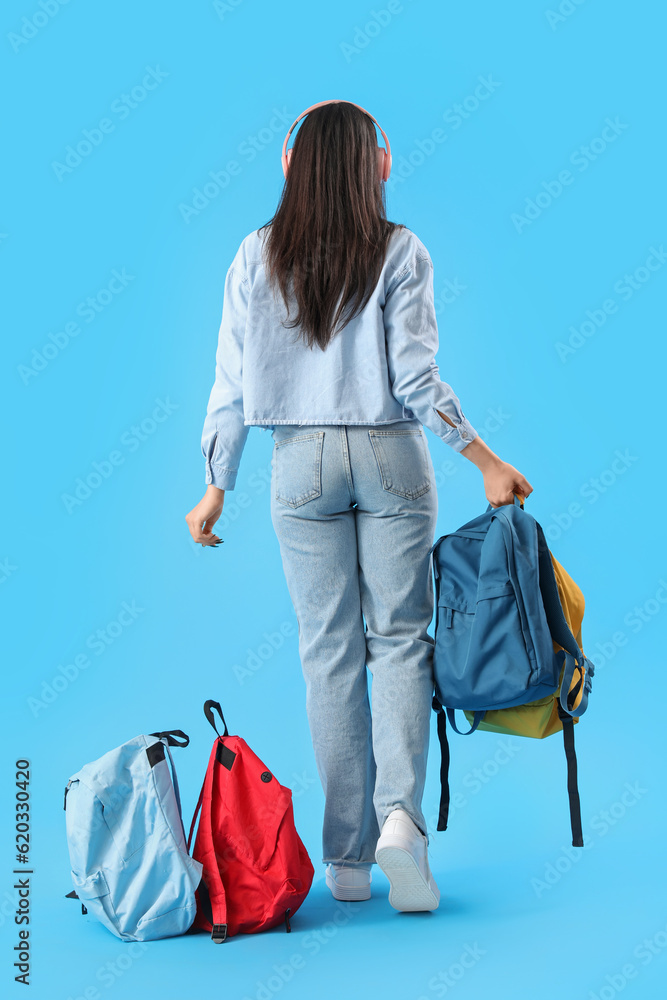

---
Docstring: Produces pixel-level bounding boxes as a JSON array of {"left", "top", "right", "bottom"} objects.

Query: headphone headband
[{"left": 281, "top": 99, "right": 392, "bottom": 182}]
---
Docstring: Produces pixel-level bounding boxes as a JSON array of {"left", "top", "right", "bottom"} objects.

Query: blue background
[{"left": 2, "top": 1, "right": 666, "bottom": 998}]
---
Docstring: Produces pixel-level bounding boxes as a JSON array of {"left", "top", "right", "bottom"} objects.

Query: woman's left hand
[{"left": 185, "top": 486, "right": 225, "bottom": 546}]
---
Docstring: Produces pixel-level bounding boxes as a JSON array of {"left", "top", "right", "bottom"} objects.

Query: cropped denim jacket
[{"left": 201, "top": 225, "right": 479, "bottom": 490}]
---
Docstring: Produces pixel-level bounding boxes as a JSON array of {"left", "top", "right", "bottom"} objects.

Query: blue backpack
[
  {"left": 64, "top": 730, "right": 203, "bottom": 941},
  {"left": 430, "top": 494, "right": 595, "bottom": 845}
]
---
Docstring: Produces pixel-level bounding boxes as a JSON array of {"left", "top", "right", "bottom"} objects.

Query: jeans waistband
[{"left": 270, "top": 418, "right": 422, "bottom": 440}]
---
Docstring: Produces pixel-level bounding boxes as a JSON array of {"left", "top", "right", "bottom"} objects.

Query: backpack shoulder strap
[
  {"left": 535, "top": 525, "right": 581, "bottom": 657},
  {"left": 432, "top": 697, "right": 450, "bottom": 832},
  {"left": 187, "top": 786, "right": 204, "bottom": 854},
  {"left": 556, "top": 701, "right": 584, "bottom": 847},
  {"left": 188, "top": 738, "right": 229, "bottom": 943},
  {"left": 534, "top": 523, "right": 591, "bottom": 846},
  {"left": 535, "top": 523, "right": 595, "bottom": 716}
]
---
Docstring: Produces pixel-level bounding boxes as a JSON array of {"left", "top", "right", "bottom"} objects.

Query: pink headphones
[{"left": 281, "top": 99, "right": 392, "bottom": 182}]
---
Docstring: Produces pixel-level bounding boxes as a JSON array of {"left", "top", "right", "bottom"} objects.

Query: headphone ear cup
[
  {"left": 377, "top": 147, "right": 391, "bottom": 182},
  {"left": 283, "top": 147, "right": 293, "bottom": 178},
  {"left": 376, "top": 147, "right": 384, "bottom": 181}
]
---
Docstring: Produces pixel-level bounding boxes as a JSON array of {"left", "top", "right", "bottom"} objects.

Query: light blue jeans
[{"left": 270, "top": 420, "right": 438, "bottom": 866}]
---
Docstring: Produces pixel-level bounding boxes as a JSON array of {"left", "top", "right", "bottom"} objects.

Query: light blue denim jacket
[{"left": 201, "top": 225, "right": 479, "bottom": 490}]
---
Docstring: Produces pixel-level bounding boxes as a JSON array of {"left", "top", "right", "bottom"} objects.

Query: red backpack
[{"left": 187, "top": 700, "right": 314, "bottom": 942}]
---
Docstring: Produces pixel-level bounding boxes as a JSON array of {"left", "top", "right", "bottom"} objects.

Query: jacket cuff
[
  {"left": 437, "top": 415, "right": 480, "bottom": 453},
  {"left": 205, "top": 462, "right": 238, "bottom": 491}
]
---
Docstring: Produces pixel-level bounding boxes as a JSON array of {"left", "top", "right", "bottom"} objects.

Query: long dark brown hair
[{"left": 258, "top": 101, "right": 404, "bottom": 351}]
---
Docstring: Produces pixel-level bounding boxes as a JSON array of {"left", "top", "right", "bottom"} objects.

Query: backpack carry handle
[
  {"left": 446, "top": 707, "right": 485, "bottom": 735},
  {"left": 150, "top": 730, "right": 190, "bottom": 748},
  {"left": 203, "top": 700, "right": 229, "bottom": 738},
  {"left": 485, "top": 491, "right": 525, "bottom": 514}
]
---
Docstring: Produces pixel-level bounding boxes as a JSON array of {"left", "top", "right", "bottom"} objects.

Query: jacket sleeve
[
  {"left": 383, "top": 251, "right": 479, "bottom": 453},
  {"left": 201, "top": 264, "right": 250, "bottom": 490}
]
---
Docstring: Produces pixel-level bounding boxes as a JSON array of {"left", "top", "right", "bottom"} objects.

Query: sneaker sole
[
  {"left": 324, "top": 873, "right": 371, "bottom": 902},
  {"left": 375, "top": 845, "right": 439, "bottom": 911}
]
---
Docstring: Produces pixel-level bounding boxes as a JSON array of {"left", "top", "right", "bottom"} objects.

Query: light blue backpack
[{"left": 64, "top": 730, "right": 203, "bottom": 941}]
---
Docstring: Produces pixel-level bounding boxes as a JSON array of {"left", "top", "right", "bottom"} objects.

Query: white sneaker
[
  {"left": 375, "top": 809, "right": 440, "bottom": 911},
  {"left": 325, "top": 863, "right": 372, "bottom": 901}
]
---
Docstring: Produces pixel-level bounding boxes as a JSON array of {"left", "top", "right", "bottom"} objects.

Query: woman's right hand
[
  {"left": 459, "top": 437, "right": 533, "bottom": 507},
  {"left": 481, "top": 458, "right": 533, "bottom": 508}
]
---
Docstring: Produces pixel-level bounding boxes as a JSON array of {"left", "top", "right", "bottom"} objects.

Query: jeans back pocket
[
  {"left": 368, "top": 428, "right": 431, "bottom": 500},
  {"left": 274, "top": 431, "right": 324, "bottom": 508}
]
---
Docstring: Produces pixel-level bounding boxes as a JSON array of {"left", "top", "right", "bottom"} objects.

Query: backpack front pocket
[
  {"left": 70, "top": 868, "right": 123, "bottom": 938},
  {"left": 434, "top": 604, "right": 476, "bottom": 705},
  {"left": 71, "top": 867, "right": 110, "bottom": 902}
]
